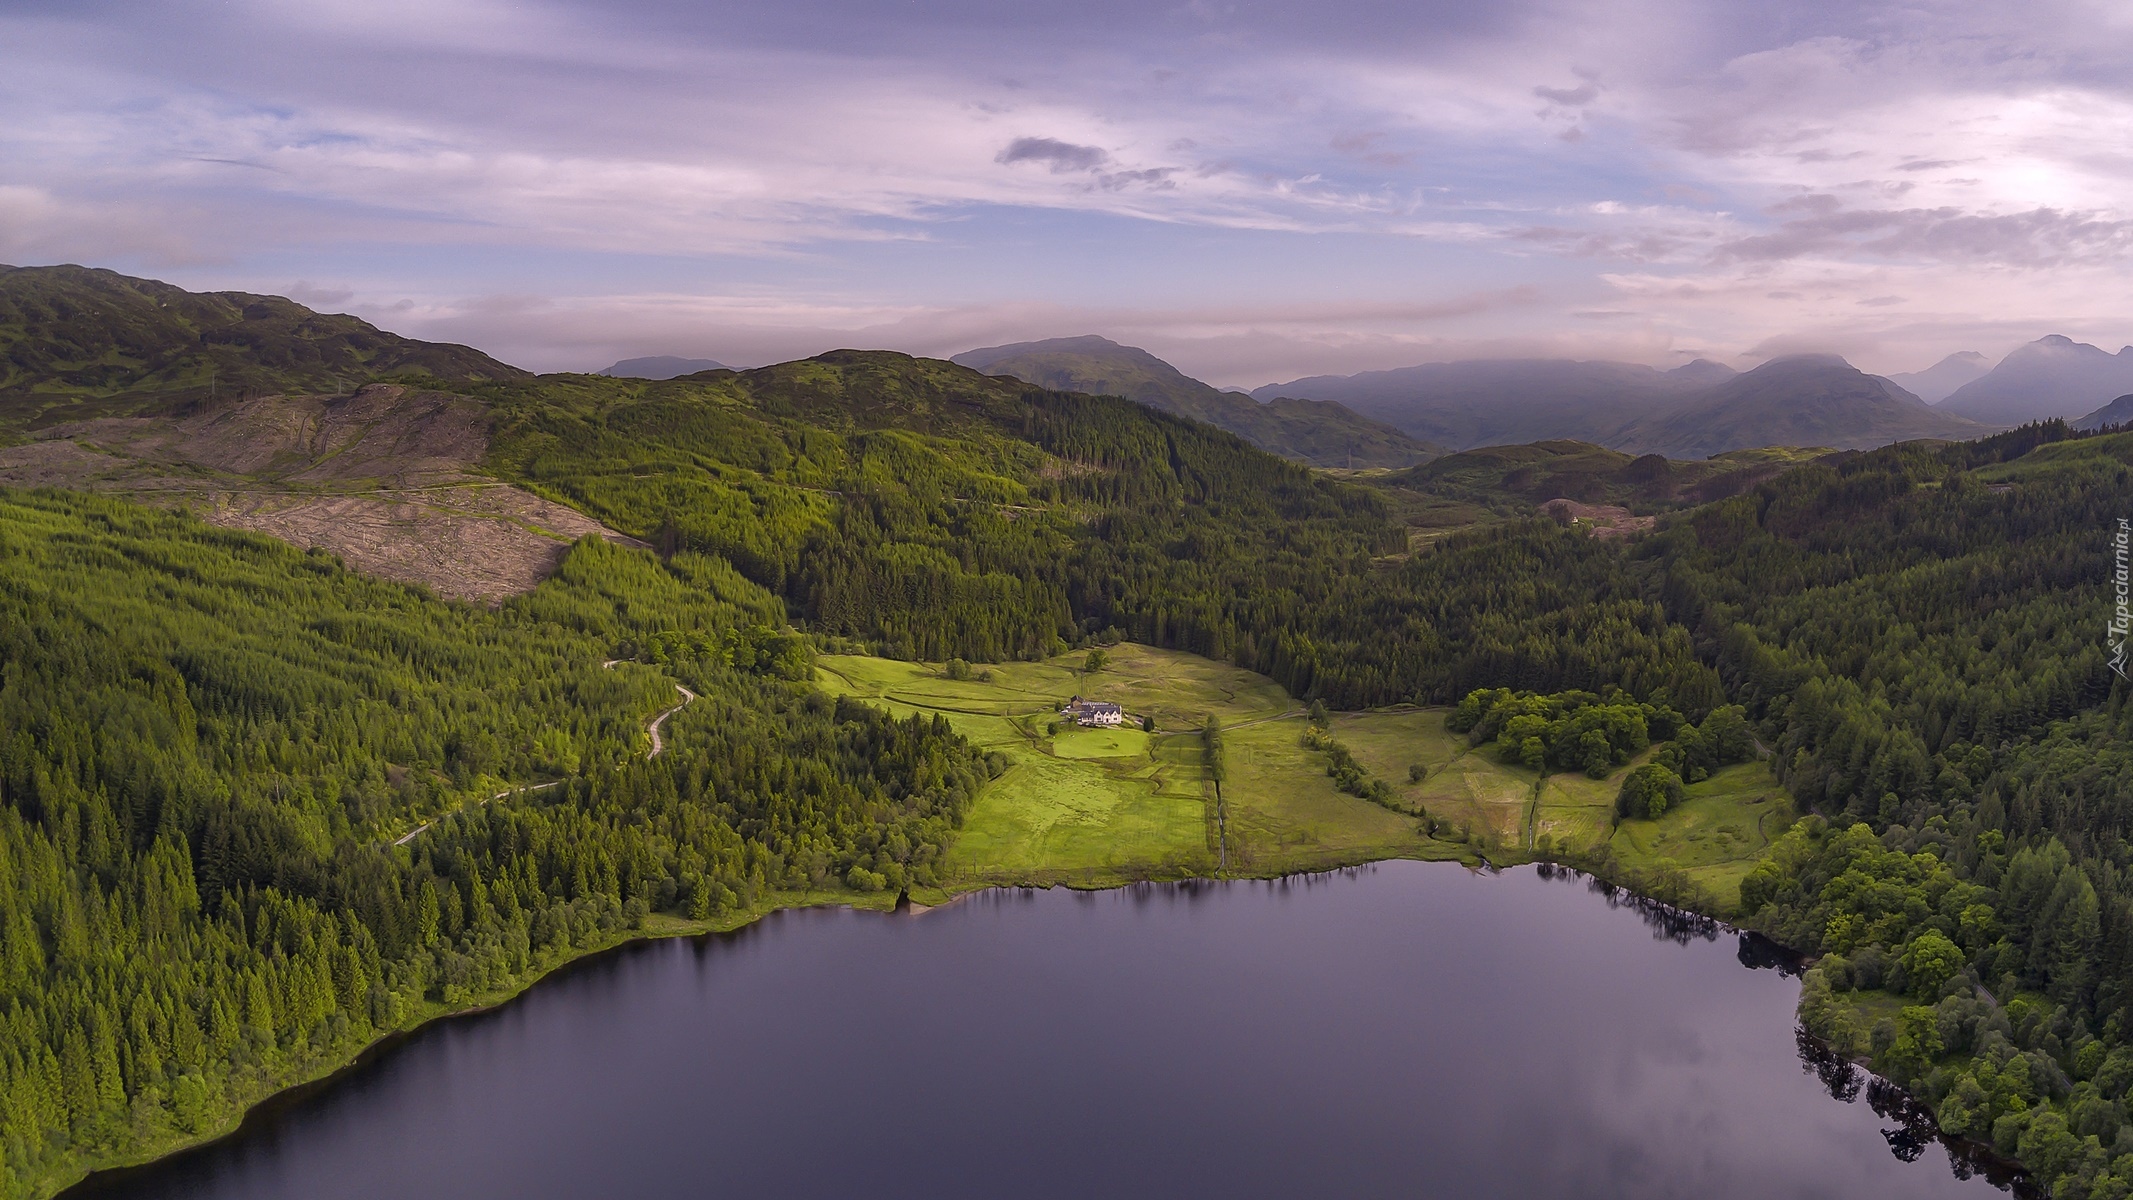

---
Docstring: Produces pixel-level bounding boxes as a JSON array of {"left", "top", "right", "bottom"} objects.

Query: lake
[{"left": 71, "top": 862, "right": 2015, "bottom": 1199}]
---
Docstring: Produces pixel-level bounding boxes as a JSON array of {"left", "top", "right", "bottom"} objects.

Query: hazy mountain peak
[
  {"left": 1753, "top": 352, "right": 1854, "bottom": 372},
  {"left": 1664, "top": 358, "right": 1738, "bottom": 386},
  {"left": 955, "top": 334, "right": 1177, "bottom": 378},
  {"left": 1610, "top": 354, "right": 1975, "bottom": 458},
  {"left": 598, "top": 355, "right": 731, "bottom": 379},
  {"left": 950, "top": 334, "right": 1440, "bottom": 468},
  {"left": 1890, "top": 351, "right": 1992, "bottom": 405},
  {"left": 1939, "top": 334, "right": 2133, "bottom": 424}
]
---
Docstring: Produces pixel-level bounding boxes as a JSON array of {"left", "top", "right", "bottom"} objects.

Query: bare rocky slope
[
  {"left": 0, "top": 383, "right": 632, "bottom": 603},
  {"left": 0, "top": 266, "right": 634, "bottom": 601}
]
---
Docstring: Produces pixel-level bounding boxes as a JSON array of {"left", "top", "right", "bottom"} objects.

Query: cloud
[
  {"left": 283, "top": 280, "right": 355, "bottom": 308},
  {"left": 997, "top": 137, "right": 1110, "bottom": 173},
  {"left": 1715, "top": 203, "right": 2133, "bottom": 267},
  {"left": 0, "top": 184, "right": 207, "bottom": 264},
  {"left": 1533, "top": 82, "right": 1599, "bottom": 106}
]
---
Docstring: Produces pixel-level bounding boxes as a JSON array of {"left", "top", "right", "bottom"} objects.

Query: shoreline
[
  {"left": 52, "top": 847, "right": 2019, "bottom": 1199},
  {"left": 52, "top": 844, "right": 1477, "bottom": 1197}
]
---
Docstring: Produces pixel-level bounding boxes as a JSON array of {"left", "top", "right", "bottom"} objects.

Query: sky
[{"left": 4, "top": 0, "right": 2133, "bottom": 386}]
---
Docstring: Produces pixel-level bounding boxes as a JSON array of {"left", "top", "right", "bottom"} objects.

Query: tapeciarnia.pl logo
[{"left": 2113, "top": 517, "right": 2131, "bottom": 680}]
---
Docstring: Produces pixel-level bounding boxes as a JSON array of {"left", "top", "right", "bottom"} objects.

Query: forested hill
[
  {"left": 0, "top": 494, "right": 990, "bottom": 1197},
  {"left": 465, "top": 351, "right": 1721, "bottom": 709},
  {"left": 0, "top": 265, "right": 525, "bottom": 427}
]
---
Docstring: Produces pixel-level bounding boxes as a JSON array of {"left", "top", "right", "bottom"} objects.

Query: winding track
[
  {"left": 644, "top": 684, "right": 699, "bottom": 758},
  {"left": 390, "top": 662, "right": 695, "bottom": 847}
]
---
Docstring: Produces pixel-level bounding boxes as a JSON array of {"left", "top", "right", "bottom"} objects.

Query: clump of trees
[
  {"left": 1448, "top": 688, "right": 1672, "bottom": 777},
  {"left": 1616, "top": 763, "right": 1685, "bottom": 820},
  {"left": 1446, "top": 689, "right": 1755, "bottom": 810},
  {"left": 1651, "top": 705, "right": 1754, "bottom": 783}
]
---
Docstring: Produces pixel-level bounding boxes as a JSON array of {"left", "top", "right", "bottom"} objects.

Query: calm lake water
[{"left": 74, "top": 862, "right": 2014, "bottom": 1200}]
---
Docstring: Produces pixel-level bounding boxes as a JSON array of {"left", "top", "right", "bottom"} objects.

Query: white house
[{"left": 1062, "top": 698, "right": 1124, "bottom": 727}]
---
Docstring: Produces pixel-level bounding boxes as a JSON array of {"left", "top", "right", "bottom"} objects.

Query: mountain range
[
  {"left": 19, "top": 264, "right": 2115, "bottom": 471},
  {"left": 1254, "top": 354, "right": 1988, "bottom": 456},
  {"left": 952, "top": 335, "right": 1442, "bottom": 468}
]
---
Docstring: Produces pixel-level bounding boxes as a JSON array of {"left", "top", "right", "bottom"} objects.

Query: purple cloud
[{"left": 997, "top": 138, "right": 1109, "bottom": 173}]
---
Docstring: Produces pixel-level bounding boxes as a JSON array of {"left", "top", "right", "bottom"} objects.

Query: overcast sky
[{"left": 4, "top": 0, "right": 2132, "bottom": 384}]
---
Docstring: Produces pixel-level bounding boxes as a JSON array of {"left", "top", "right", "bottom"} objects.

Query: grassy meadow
[
  {"left": 817, "top": 645, "right": 1794, "bottom": 913},
  {"left": 815, "top": 644, "right": 1465, "bottom": 891},
  {"left": 1329, "top": 706, "right": 1795, "bottom": 913}
]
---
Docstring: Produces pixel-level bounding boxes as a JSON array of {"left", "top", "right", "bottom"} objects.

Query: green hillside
[
  {"left": 953, "top": 334, "right": 1443, "bottom": 468},
  {"left": 0, "top": 493, "right": 983, "bottom": 1197},
  {"left": 464, "top": 351, "right": 1720, "bottom": 709},
  {"left": 0, "top": 264, "right": 525, "bottom": 429}
]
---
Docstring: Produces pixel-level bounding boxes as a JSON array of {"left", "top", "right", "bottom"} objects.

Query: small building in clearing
[{"left": 1062, "top": 697, "right": 1124, "bottom": 728}]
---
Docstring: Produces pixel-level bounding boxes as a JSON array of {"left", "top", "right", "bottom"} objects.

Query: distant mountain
[
  {"left": 1250, "top": 359, "right": 1710, "bottom": 450},
  {"left": 1890, "top": 351, "right": 1992, "bottom": 405},
  {"left": 1665, "top": 359, "right": 1739, "bottom": 387},
  {"left": 2074, "top": 394, "right": 2133, "bottom": 431},
  {"left": 953, "top": 335, "right": 1441, "bottom": 468},
  {"left": 0, "top": 264, "right": 526, "bottom": 426},
  {"left": 599, "top": 355, "right": 731, "bottom": 379},
  {"left": 1255, "top": 352, "right": 1994, "bottom": 457},
  {"left": 1611, "top": 355, "right": 1987, "bottom": 459},
  {"left": 1939, "top": 336, "right": 2133, "bottom": 424}
]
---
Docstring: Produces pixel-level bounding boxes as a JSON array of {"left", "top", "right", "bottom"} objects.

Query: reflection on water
[
  {"left": 71, "top": 861, "right": 2021, "bottom": 1200},
  {"left": 1794, "top": 1024, "right": 2027, "bottom": 1192}
]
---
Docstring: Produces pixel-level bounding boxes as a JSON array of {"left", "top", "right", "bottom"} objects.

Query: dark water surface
[{"left": 76, "top": 862, "right": 2010, "bottom": 1199}]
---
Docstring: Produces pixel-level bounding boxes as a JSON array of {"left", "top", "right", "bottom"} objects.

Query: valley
[
  {"left": 13, "top": 0, "right": 2133, "bottom": 1193},
  {"left": 4, "top": 267, "right": 2132, "bottom": 1199}
]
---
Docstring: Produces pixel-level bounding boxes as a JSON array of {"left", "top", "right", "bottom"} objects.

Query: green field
[
  {"left": 1607, "top": 763, "right": 1795, "bottom": 908},
  {"left": 815, "top": 645, "right": 1465, "bottom": 890},
  {"left": 1330, "top": 707, "right": 1536, "bottom": 844},
  {"left": 1328, "top": 706, "right": 1795, "bottom": 912},
  {"left": 818, "top": 647, "right": 1795, "bottom": 910}
]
